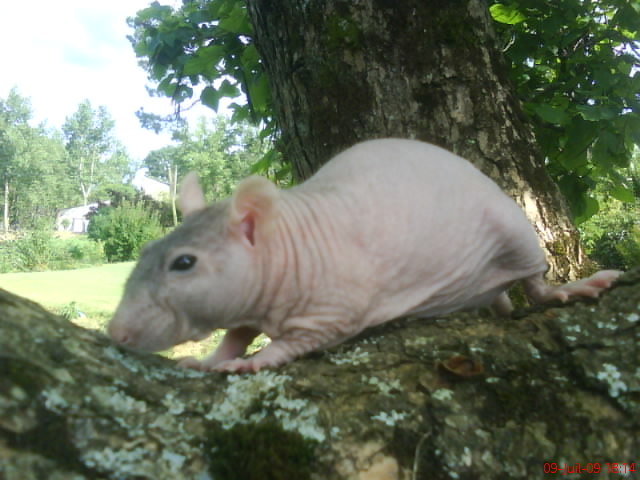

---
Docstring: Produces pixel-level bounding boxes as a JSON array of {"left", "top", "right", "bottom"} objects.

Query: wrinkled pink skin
[{"left": 108, "top": 139, "right": 621, "bottom": 373}]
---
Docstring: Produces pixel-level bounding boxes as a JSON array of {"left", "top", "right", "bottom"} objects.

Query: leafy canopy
[
  {"left": 490, "top": 0, "right": 640, "bottom": 221},
  {"left": 62, "top": 100, "right": 132, "bottom": 204},
  {"left": 143, "top": 114, "right": 289, "bottom": 198},
  {"left": 129, "top": 0, "right": 639, "bottom": 221},
  {"left": 0, "top": 88, "right": 78, "bottom": 230},
  {"left": 128, "top": 0, "right": 273, "bottom": 137}
]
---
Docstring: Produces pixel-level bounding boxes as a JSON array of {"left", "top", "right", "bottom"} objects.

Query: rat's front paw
[
  {"left": 177, "top": 355, "right": 263, "bottom": 373},
  {"left": 215, "top": 358, "right": 260, "bottom": 373},
  {"left": 176, "top": 356, "right": 206, "bottom": 371},
  {"left": 176, "top": 355, "right": 265, "bottom": 373},
  {"left": 215, "top": 357, "right": 275, "bottom": 373}
]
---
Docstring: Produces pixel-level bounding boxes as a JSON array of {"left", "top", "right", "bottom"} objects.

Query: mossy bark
[
  {"left": 246, "top": 0, "right": 583, "bottom": 281},
  {"left": 1, "top": 269, "right": 638, "bottom": 479}
]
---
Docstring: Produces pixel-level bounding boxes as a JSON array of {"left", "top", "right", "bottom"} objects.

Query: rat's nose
[{"left": 108, "top": 319, "right": 133, "bottom": 345}]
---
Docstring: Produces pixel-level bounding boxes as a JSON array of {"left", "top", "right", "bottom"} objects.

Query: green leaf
[
  {"left": 183, "top": 45, "right": 225, "bottom": 76},
  {"left": 218, "top": 79, "right": 240, "bottom": 98},
  {"left": 275, "top": 163, "right": 291, "bottom": 182},
  {"left": 558, "top": 118, "right": 597, "bottom": 170},
  {"left": 576, "top": 104, "right": 619, "bottom": 121},
  {"left": 610, "top": 185, "right": 635, "bottom": 203},
  {"left": 201, "top": 86, "right": 220, "bottom": 110},
  {"left": 559, "top": 148, "right": 589, "bottom": 171},
  {"left": 249, "top": 153, "right": 273, "bottom": 174},
  {"left": 597, "top": 129, "right": 625, "bottom": 156},
  {"left": 558, "top": 173, "right": 596, "bottom": 222},
  {"left": 174, "top": 85, "right": 193, "bottom": 101},
  {"left": 218, "top": 2, "right": 251, "bottom": 34},
  {"left": 574, "top": 195, "right": 599, "bottom": 224},
  {"left": 157, "top": 75, "right": 177, "bottom": 97},
  {"left": 490, "top": 4, "right": 526, "bottom": 25},
  {"left": 625, "top": 114, "right": 640, "bottom": 147},
  {"left": 248, "top": 74, "right": 271, "bottom": 115},
  {"left": 207, "top": 0, "right": 237, "bottom": 20},
  {"left": 532, "top": 103, "right": 570, "bottom": 125},
  {"left": 241, "top": 44, "right": 260, "bottom": 70},
  {"left": 575, "top": 105, "right": 600, "bottom": 122},
  {"left": 230, "top": 103, "right": 252, "bottom": 123},
  {"left": 200, "top": 81, "right": 240, "bottom": 112}
]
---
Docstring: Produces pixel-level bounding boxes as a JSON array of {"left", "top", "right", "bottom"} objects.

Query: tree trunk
[
  {"left": 80, "top": 183, "right": 90, "bottom": 207},
  {"left": 3, "top": 178, "right": 8, "bottom": 233},
  {"left": 245, "top": 0, "right": 583, "bottom": 281},
  {"left": 169, "top": 163, "right": 179, "bottom": 226},
  {"left": 1, "top": 270, "right": 638, "bottom": 479}
]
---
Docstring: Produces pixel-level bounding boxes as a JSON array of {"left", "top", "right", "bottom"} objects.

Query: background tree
[
  {"left": 127, "top": 0, "right": 639, "bottom": 280},
  {"left": 63, "top": 100, "right": 132, "bottom": 206},
  {"left": 579, "top": 151, "right": 640, "bottom": 270},
  {"left": 0, "top": 88, "right": 35, "bottom": 233},
  {"left": 144, "top": 144, "right": 183, "bottom": 225},
  {"left": 180, "top": 116, "right": 268, "bottom": 199},
  {"left": 143, "top": 115, "right": 275, "bottom": 224},
  {"left": 9, "top": 130, "right": 72, "bottom": 230},
  {"left": 0, "top": 88, "right": 75, "bottom": 232}
]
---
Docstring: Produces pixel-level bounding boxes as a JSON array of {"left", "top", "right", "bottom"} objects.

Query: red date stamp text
[{"left": 544, "top": 462, "right": 636, "bottom": 476}]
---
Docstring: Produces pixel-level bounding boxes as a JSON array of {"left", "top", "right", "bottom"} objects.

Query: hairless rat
[{"left": 108, "top": 138, "right": 621, "bottom": 372}]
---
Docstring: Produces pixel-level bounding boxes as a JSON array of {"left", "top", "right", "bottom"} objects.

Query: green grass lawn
[
  {"left": 0, "top": 261, "right": 215, "bottom": 358},
  {"left": 0, "top": 262, "right": 134, "bottom": 323},
  {"left": 0, "top": 261, "right": 268, "bottom": 360}
]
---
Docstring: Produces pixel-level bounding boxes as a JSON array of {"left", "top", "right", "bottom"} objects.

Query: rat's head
[{"left": 108, "top": 172, "right": 279, "bottom": 352}]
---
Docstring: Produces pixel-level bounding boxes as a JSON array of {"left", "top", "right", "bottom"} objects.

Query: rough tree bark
[
  {"left": 2, "top": 2, "right": 637, "bottom": 479},
  {"left": 245, "top": 0, "right": 583, "bottom": 281},
  {"left": 1, "top": 270, "right": 638, "bottom": 479}
]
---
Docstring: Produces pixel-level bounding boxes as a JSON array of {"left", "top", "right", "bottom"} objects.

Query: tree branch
[{"left": 1, "top": 269, "right": 638, "bottom": 479}]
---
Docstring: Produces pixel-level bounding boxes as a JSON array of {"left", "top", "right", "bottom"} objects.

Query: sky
[{"left": 0, "top": 0, "right": 213, "bottom": 162}]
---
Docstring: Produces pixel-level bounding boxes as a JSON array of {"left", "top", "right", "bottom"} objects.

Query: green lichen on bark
[{"left": 1, "top": 268, "right": 638, "bottom": 479}]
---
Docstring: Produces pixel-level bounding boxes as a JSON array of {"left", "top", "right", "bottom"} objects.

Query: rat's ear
[
  {"left": 178, "top": 172, "right": 207, "bottom": 217},
  {"left": 229, "top": 176, "right": 279, "bottom": 247}
]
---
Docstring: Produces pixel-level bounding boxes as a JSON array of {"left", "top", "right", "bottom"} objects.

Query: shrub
[
  {"left": 87, "top": 201, "right": 164, "bottom": 262},
  {"left": 64, "top": 237, "right": 106, "bottom": 264},
  {"left": 579, "top": 198, "right": 640, "bottom": 270},
  {"left": 615, "top": 225, "right": 640, "bottom": 268},
  {"left": 48, "top": 236, "right": 106, "bottom": 270},
  {"left": 58, "top": 301, "right": 82, "bottom": 321},
  {"left": 0, "top": 231, "right": 106, "bottom": 273},
  {"left": 91, "top": 184, "right": 176, "bottom": 228},
  {"left": 14, "top": 229, "right": 55, "bottom": 271},
  {"left": 0, "top": 239, "right": 18, "bottom": 273}
]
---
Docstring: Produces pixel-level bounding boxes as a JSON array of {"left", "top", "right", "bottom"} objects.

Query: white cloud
[{"left": 0, "top": 0, "right": 213, "bottom": 161}]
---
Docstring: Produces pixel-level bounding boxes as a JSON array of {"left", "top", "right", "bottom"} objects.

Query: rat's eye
[{"left": 170, "top": 254, "right": 197, "bottom": 271}]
